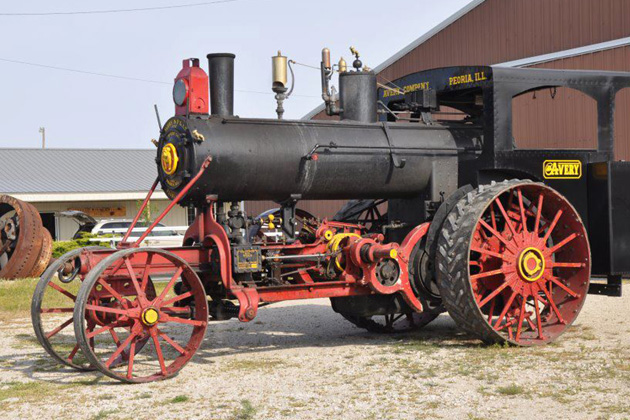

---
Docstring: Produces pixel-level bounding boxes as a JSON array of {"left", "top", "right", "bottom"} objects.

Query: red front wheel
[
  {"left": 73, "top": 248, "right": 208, "bottom": 383},
  {"left": 437, "top": 180, "right": 590, "bottom": 345}
]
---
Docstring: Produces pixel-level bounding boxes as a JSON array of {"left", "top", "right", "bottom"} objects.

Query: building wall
[
  {"left": 527, "top": 45, "right": 630, "bottom": 160},
  {"left": 303, "top": 0, "right": 630, "bottom": 217},
  {"left": 31, "top": 199, "right": 187, "bottom": 240},
  {"left": 314, "top": 0, "right": 630, "bottom": 121}
]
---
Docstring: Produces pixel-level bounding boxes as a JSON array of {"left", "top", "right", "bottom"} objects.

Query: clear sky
[{"left": 0, "top": 0, "right": 473, "bottom": 149}]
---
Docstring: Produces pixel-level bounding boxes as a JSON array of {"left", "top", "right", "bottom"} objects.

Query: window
[{"left": 512, "top": 87, "right": 597, "bottom": 149}]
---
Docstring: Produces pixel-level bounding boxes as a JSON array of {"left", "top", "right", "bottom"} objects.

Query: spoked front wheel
[
  {"left": 437, "top": 180, "right": 590, "bottom": 345},
  {"left": 74, "top": 248, "right": 208, "bottom": 383}
]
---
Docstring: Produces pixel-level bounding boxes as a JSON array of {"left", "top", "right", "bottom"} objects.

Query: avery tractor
[{"left": 31, "top": 48, "right": 630, "bottom": 382}]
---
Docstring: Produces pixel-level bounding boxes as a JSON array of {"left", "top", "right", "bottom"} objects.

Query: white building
[{"left": 0, "top": 148, "right": 190, "bottom": 240}]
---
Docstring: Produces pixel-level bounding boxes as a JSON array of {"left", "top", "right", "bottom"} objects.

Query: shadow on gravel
[
  {"left": 3, "top": 301, "right": 485, "bottom": 384},
  {"left": 193, "top": 301, "right": 482, "bottom": 364}
]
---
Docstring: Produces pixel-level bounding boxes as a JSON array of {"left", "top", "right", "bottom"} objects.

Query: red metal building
[{"left": 249, "top": 0, "right": 630, "bottom": 219}]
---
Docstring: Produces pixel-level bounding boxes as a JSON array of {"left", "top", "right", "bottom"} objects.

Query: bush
[{"left": 51, "top": 232, "right": 112, "bottom": 258}]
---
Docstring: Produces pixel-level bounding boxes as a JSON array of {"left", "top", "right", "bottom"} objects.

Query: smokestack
[{"left": 206, "top": 53, "right": 235, "bottom": 117}]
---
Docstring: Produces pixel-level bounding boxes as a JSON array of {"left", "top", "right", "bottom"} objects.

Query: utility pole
[{"left": 39, "top": 127, "right": 45, "bottom": 149}]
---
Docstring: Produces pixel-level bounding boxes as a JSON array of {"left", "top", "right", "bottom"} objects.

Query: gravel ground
[{"left": 1, "top": 292, "right": 629, "bottom": 420}]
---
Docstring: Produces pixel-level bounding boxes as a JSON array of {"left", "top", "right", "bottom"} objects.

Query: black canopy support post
[{"left": 597, "top": 90, "right": 615, "bottom": 157}]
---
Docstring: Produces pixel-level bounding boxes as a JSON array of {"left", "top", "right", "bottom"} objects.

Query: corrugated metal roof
[
  {"left": 0, "top": 148, "right": 159, "bottom": 194},
  {"left": 497, "top": 37, "right": 630, "bottom": 68}
]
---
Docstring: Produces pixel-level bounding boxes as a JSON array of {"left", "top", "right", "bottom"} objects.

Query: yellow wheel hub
[
  {"left": 141, "top": 308, "right": 160, "bottom": 326},
  {"left": 517, "top": 247, "right": 545, "bottom": 282},
  {"left": 161, "top": 143, "right": 179, "bottom": 175}
]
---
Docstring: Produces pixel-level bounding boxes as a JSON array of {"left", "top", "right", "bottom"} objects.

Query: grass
[
  {"left": 231, "top": 400, "right": 256, "bottom": 420},
  {"left": 495, "top": 384, "right": 526, "bottom": 396},
  {"left": 226, "top": 358, "right": 285, "bottom": 372},
  {"left": 0, "top": 278, "right": 39, "bottom": 321},
  {"left": 92, "top": 409, "right": 120, "bottom": 420},
  {"left": 169, "top": 395, "right": 189, "bottom": 403}
]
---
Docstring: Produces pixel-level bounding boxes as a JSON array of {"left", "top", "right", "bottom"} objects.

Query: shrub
[{"left": 52, "top": 232, "right": 112, "bottom": 258}]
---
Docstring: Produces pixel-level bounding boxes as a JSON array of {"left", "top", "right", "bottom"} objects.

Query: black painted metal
[
  {"left": 158, "top": 62, "right": 630, "bottom": 295},
  {"left": 157, "top": 116, "right": 479, "bottom": 203},
  {"left": 339, "top": 71, "right": 377, "bottom": 123},
  {"left": 206, "top": 53, "right": 235, "bottom": 117}
]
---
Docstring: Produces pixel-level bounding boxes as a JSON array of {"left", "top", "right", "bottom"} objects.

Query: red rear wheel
[
  {"left": 74, "top": 248, "right": 208, "bottom": 382},
  {"left": 437, "top": 180, "right": 590, "bottom": 345}
]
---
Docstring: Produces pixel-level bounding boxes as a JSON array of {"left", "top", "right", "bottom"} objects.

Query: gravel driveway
[{"left": 1, "top": 292, "right": 629, "bottom": 419}]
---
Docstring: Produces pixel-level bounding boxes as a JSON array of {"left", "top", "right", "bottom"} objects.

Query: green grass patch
[
  {"left": 91, "top": 409, "right": 120, "bottom": 420},
  {"left": 226, "top": 358, "right": 285, "bottom": 372},
  {"left": 231, "top": 399, "right": 256, "bottom": 420},
  {"left": 0, "top": 278, "right": 38, "bottom": 321},
  {"left": 495, "top": 384, "right": 526, "bottom": 396},
  {"left": 169, "top": 395, "right": 189, "bottom": 403}
]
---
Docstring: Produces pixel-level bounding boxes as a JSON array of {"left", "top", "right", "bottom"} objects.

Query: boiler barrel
[{"left": 157, "top": 116, "right": 469, "bottom": 204}]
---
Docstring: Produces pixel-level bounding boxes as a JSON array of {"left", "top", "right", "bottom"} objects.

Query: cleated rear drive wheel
[{"left": 437, "top": 180, "right": 590, "bottom": 345}]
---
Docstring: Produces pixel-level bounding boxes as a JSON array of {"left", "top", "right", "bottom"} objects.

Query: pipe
[{"left": 207, "top": 53, "right": 235, "bottom": 117}]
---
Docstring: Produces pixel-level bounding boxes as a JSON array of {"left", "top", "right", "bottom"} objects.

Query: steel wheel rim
[
  {"left": 468, "top": 183, "right": 590, "bottom": 345},
  {"left": 74, "top": 248, "right": 208, "bottom": 383},
  {"left": 31, "top": 246, "right": 109, "bottom": 371}
]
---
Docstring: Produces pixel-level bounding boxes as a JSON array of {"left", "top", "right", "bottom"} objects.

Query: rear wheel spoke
[
  {"left": 547, "top": 233, "right": 577, "bottom": 255},
  {"left": 47, "top": 282, "right": 76, "bottom": 301},
  {"left": 478, "top": 281, "right": 510, "bottom": 308},
  {"left": 539, "top": 282, "right": 565, "bottom": 324},
  {"left": 515, "top": 296, "right": 527, "bottom": 342},
  {"left": 45, "top": 317, "right": 73, "bottom": 339},
  {"left": 533, "top": 194, "right": 544, "bottom": 235},
  {"left": 542, "top": 210, "right": 563, "bottom": 243},
  {"left": 495, "top": 198, "right": 517, "bottom": 237},
  {"left": 517, "top": 189, "right": 528, "bottom": 233}
]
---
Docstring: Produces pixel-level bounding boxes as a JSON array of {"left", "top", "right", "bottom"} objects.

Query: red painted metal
[
  {"left": 134, "top": 156, "right": 213, "bottom": 246},
  {"left": 76, "top": 248, "right": 208, "bottom": 383},
  {"left": 120, "top": 177, "right": 159, "bottom": 246},
  {"left": 174, "top": 58, "right": 209, "bottom": 116},
  {"left": 469, "top": 184, "right": 590, "bottom": 344}
]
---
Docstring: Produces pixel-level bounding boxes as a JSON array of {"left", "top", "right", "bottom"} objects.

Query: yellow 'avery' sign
[{"left": 543, "top": 160, "right": 582, "bottom": 179}]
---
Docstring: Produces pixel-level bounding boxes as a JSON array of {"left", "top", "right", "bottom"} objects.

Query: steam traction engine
[{"left": 32, "top": 48, "right": 630, "bottom": 382}]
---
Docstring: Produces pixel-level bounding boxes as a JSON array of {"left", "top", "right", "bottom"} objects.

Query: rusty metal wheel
[
  {"left": 0, "top": 195, "right": 45, "bottom": 279},
  {"left": 31, "top": 246, "right": 154, "bottom": 371},
  {"left": 437, "top": 180, "right": 590, "bottom": 345},
  {"left": 74, "top": 248, "right": 208, "bottom": 383},
  {"left": 30, "top": 227, "right": 53, "bottom": 278}
]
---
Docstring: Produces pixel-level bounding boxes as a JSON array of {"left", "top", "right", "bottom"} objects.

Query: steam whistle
[
  {"left": 271, "top": 51, "right": 295, "bottom": 119},
  {"left": 321, "top": 48, "right": 340, "bottom": 116}
]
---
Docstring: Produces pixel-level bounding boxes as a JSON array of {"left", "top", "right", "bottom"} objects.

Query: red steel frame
[{"left": 79, "top": 155, "right": 429, "bottom": 323}]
